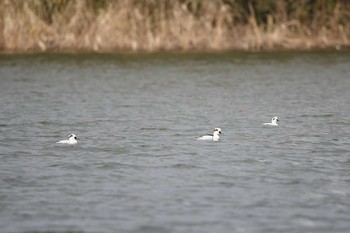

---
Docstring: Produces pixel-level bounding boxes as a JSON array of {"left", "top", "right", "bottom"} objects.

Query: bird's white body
[
  {"left": 56, "top": 134, "right": 78, "bottom": 144},
  {"left": 197, "top": 128, "right": 222, "bottom": 141},
  {"left": 263, "top": 117, "right": 279, "bottom": 126}
]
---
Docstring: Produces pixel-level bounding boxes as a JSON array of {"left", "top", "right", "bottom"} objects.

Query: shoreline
[
  {"left": 1, "top": 48, "right": 349, "bottom": 57},
  {"left": 1, "top": 38, "right": 349, "bottom": 54},
  {"left": 1, "top": 36, "right": 348, "bottom": 54},
  {"left": 1, "top": 1, "right": 349, "bottom": 53}
]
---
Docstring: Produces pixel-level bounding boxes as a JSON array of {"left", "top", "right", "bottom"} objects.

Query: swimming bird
[
  {"left": 56, "top": 134, "right": 78, "bottom": 144},
  {"left": 263, "top": 116, "right": 279, "bottom": 126},
  {"left": 196, "top": 128, "right": 222, "bottom": 141}
]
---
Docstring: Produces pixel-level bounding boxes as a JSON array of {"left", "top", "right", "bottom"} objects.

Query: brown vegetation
[{"left": 0, "top": 0, "right": 349, "bottom": 52}]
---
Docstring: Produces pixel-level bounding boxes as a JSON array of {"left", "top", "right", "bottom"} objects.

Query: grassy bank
[{"left": 0, "top": 0, "right": 349, "bottom": 52}]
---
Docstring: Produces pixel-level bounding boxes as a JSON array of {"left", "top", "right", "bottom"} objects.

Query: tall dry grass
[{"left": 0, "top": 0, "right": 349, "bottom": 52}]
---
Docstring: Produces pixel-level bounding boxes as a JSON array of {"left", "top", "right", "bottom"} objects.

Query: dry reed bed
[{"left": 0, "top": 0, "right": 349, "bottom": 52}]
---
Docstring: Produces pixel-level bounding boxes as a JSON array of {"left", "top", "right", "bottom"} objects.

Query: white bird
[
  {"left": 56, "top": 134, "right": 78, "bottom": 144},
  {"left": 196, "top": 128, "right": 222, "bottom": 141},
  {"left": 263, "top": 116, "right": 279, "bottom": 126}
]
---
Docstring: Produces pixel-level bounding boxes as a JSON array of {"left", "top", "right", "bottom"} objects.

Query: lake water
[{"left": 0, "top": 52, "right": 350, "bottom": 233}]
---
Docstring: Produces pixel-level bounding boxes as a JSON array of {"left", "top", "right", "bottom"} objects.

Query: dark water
[{"left": 0, "top": 52, "right": 350, "bottom": 233}]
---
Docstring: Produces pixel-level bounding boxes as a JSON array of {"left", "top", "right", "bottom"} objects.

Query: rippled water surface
[{"left": 1, "top": 52, "right": 350, "bottom": 233}]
